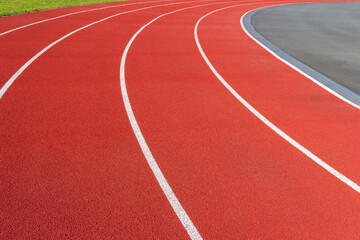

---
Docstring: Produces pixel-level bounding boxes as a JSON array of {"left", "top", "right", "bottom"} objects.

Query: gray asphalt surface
[{"left": 251, "top": 2, "right": 360, "bottom": 95}]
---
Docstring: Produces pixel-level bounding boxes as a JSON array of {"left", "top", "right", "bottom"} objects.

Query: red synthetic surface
[{"left": 0, "top": 0, "right": 359, "bottom": 239}]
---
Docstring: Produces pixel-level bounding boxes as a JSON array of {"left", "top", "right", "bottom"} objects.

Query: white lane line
[
  {"left": 0, "top": 0, "right": 214, "bottom": 100},
  {"left": 241, "top": 7, "right": 360, "bottom": 110},
  {"left": 0, "top": 0, "right": 173, "bottom": 37},
  {"left": 120, "top": 1, "right": 250, "bottom": 239},
  {"left": 194, "top": 5, "right": 360, "bottom": 194}
]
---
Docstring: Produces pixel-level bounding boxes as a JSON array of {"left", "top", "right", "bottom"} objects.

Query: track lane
[
  {"left": 0, "top": 0, "right": 206, "bottom": 96},
  {"left": 197, "top": 2, "right": 360, "bottom": 185},
  {"left": 196, "top": 3, "right": 359, "bottom": 193},
  {"left": 0, "top": 1, "right": 226, "bottom": 238},
  {"left": 123, "top": 0, "right": 360, "bottom": 238},
  {"left": 120, "top": 2, "right": 262, "bottom": 238}
]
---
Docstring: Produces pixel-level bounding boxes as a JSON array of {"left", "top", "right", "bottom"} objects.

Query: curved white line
[
  {"left": 0, "top": 0, "right": 211, "bottom": 100},
  {"left": 194, "top": 5, "right": 360, "bottom": 193},
  {"left": 120, "top": 1, "right": 251, "bottom": 239},
  {"left": 240, "top": 7, "right": 360, "bottom": 110},
  {"left": 0, "top": 0, "right": 173, "bottom": 37}
]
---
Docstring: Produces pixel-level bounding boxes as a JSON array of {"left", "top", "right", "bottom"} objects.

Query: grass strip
[{"left": 0, "top": 0, "right": 126, "bottom": 17}]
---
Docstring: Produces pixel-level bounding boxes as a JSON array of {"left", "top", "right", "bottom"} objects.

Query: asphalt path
[{"left": 251, "top": 2, "right": 360, "bottom": 95}]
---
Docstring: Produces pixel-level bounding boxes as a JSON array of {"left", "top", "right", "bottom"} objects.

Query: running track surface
[{"left": 0, "top": 0, "right": 359, "bottom": 239}]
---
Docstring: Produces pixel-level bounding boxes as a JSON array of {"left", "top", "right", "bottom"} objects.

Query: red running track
[{"left": 0, "top": 0, "right": 359, "bottom": 239}]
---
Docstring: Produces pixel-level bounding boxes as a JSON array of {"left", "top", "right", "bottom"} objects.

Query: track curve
[{"left": 1, "top": 0, "right": 359, "bottom": 239}]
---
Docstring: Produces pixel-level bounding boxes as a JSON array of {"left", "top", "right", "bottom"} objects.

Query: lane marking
[
  {"left": 241, "top": 6, "right": 360, "bottom": 109},
  {"left": 120, "top": 1, "right": 256, "bottom": 239},
  {"left": 0, "top": 0, "right": 215, "bottom": 100},
  {"left": 194, "top": 5, "right": 360, "bottom": 194},
  {"left": 0, "top": 0, "right": 174, "bottom": 37}
]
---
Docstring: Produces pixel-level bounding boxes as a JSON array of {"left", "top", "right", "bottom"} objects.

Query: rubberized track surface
[{"left": 0, "top": 0, "right": 359, "bottom": 239}]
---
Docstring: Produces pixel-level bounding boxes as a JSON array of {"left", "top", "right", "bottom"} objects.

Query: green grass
[{"left": 0, "top": 0, "right": 126, "bottom": 17}]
